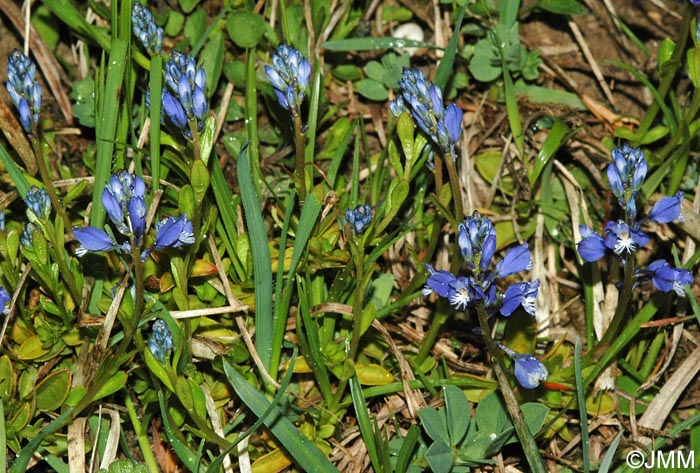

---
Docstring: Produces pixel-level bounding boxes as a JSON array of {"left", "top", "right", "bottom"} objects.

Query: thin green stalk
[
  {"left": 443, "top": 150, "right": 464, "bottom": 222},
  {"left": 293, "top": 113, "right": 307, "bottom": 205},
  {"left": 125, "top": 393, "right": 159, "bottom": 473},
  {"left": 29, "top": 138, "right": 81, "bottom": 305},
  {"left": 475, "top": 305, "right": 546, "bottom": 473}
]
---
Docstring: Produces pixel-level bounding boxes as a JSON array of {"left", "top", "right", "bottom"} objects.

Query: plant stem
[
  {"left": 30, "top": 136, "right": 72, "bottom": 233},
  {"left": 294, "top": 113, "right": 307, "bottom": 205},
  {"left": 125, "top": 393, "right": 159, "bottom": 473},
  {"left": 443, "top": 150, "right": 464, "bottom": 222},
  {"left": 475, "top": 305, "right": 547, "bottom": 473}
]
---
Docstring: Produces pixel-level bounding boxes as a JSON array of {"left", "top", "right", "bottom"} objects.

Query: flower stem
[
  {"left": 475, "top": 305, "right": 547, "bottom": 473},
  {"left": 30, "top": 137, "right": 81, "bottom": 305},
  {"left": 293, "top": 114, "right": 307, "bottom": 205},
  {"left": 443, "top": 150, "right": 464, "bottom": 223}
]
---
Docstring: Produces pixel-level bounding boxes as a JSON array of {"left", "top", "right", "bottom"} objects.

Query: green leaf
[
  {"left": 425, "top": 440, "right": 454, "bottom": 473},
  {"left": 190, "top": 160, "right": 210, "bottom": 206},
  {"left": 444, "top": 385, "right": 470, "bottom": 446},
  {"left": 226, "top": 12, "right": 265, "bottom": 48},
  {"left": 469, "top": 39, "right": 501, "bottom": 82},
  {"left": 223, "top": 359, "right": 337, "bottom": 472},
  {"left": 238, "top": 144, "right": 273, "bottom": 371},
  {"left": 364, "top": 61, "right": 385, "bottom": 82},
  {"left": 418, "top": 406, "right": 450, "bottom": 445},
  {"left": 355, "top": 363, "right": 394, "bottom": 386},
  {"left": 178, "top": 0, "right": 202, "bottom": 14},
  {"left": 35, "top": 369, "right": 71, "bottom": 411},
  {"left": 528, "top": 118, "right": 570, "bottom": 187},
  {"left": 536, "top": 0, "right": 585, "bottom": 15},
  {"left": 475, "top": 391, "right": 509, "bottom": 434},
  {"left": 184, "top": 9, "right": 206, "bottom": 46},
  {"left": 0, "top": 143, "right": 30, "bottom": 199},
  {"left": 0, "top": 355, "right": 14, "bottom": 400},
  {"left": 521, "top": 402, "right": 549, "bottom": 437},
  {"left": 356, "top": 79, "right": 389, "bottom": 101},
  {"left": 93, "top": 370, "right": 127, "bottom": 401},
  {"left": 11, "top": 405, "right": 74, "bottom": 473},
  {"left": 434, "top": 0, "right": 469, "bottom": 89},
  {"left": 321, "top": 36, "right": 438, "bottom": 52}
]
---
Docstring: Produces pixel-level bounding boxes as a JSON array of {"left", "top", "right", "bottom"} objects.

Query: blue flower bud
[
  {"left": 499, "top": 344, "right": 548, "bottom": 389},
  {"left": 25, "top": 186, "right": 51, "bottom": 221},
  {"left": 345, "top": 205, "right": 372, "bottom": 235},
  {"left": 6, "top": 49, "right": 42, "bottom": 134},
  {"left": 265, "top": 44, "right": 311, "bottom": 116},
  {"left": 647, "top": 260, "right": 694, "bottom": 296},
  {"left": 148, "top": 319, "right": 173, "bottom": 363},
  {"left": 131, "top": 2, "right": 163, "bottom": 55}
]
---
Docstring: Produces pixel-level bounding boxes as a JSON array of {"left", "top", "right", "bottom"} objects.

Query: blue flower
[
  {"left": 646, "top": 260, "right": 694, "bottom": 296},
  {"left": 6, "top": 49, "right": 42, "bottom": 134},
  {"left": 603, "top": 220, "right": 649, "bottom": 256},
  {"left": 0, "top": 286, "right": 10, "bottom": 314},
  {"left": 148, "top": 319, "right": 173, "bottom": 363},
  {"left": 25, "top": 186, "right": 51, "bottom": 221},
  {"left": 499, "top": 344, "right": 548, "bottom": 389},
  {"left": 423, "top": 213, "right": 537, "bottom": 316},
  {"left": 73, "top": 227, "right": 121, "bottom": 256},
  {"left": 607, "top": 144, "right": 646, "bottom": 216},
  {"left": 647, "top": 192, "right": 684, "bottom": 224},
  {"left": 577, "top": 224, "right": 607, "bottom": 262},
  {"left": 141, "top": 214, "right": 195, "bottom": 262},
  {"left": 131, "top": 2, "right": 163, "bottom": 55},
  {"left": 495, "top": 243, "right": 532, "bottom": 278},
  {"left": 345, "top": 205, "right": 372, "bottom": 235},
  {"left": 392, "top": 67, "right": 463, "bottom": 155},
  {"left": 153, "top": 215, "right": 195, "bottom": 249},
  {"left": 162, "top": 51, "right": 208, "bottom": 139},
  {"left": 265, "top": 44, "right": 311, "bottom": 116},
  {"left": 501, "top": 280, "right": 540, "bottom": 317},
  {"left": 73, "top": 171, "right": 147, "bottom": 257}
]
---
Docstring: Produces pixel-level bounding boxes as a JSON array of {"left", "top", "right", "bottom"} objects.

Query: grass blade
[
  {"left": 349, "top": 373, "right": 382, "bottom": 472},
  {"left": 238, "top": 144, "right": 274, "bottom": 373},
  {"left": 575, "top": 336, "right": 590, "bottom": 473},
  {"left": 223, "top": 358, "right": 337, "bottom": 473},
  {"left": 434, "top": 0, "right": 469, "bottom": 90},
  {"left": 321, "top": 37, "right": 438, "bottom": 52}
]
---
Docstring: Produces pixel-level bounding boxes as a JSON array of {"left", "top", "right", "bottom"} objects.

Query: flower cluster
[
  {"left": 498, "top": 344, "right": 548, "bottom": 389},
  {"left": 577, "top": 144, "right": 693, "bottom": 296},
  {"left": 148, "top": 319, "right": 173, "bottom": 363},
  {"left": 132, "top": 2, "right": 163, "bottom": 56},
  {"left": 21, "top": 186, "right": 51, "bottom": 246},
  {"left": 390, "top": 68, "right": 463, "bottom": 156},
  {"left": 158, "top": 51, "right": 207, "bottom": 140},
  {"left": 6, "top": 49, "right": 42, "bottom": 134},
  {"left": 264, "top": 44, "right": 311, "bottom": 117},
  {"left": 73, "top": 171, "right": 194, "bottom": 260},
  {"left": 346, "top": 205, "right": 372, "bottom": 235},
  {"left": 423, "top": 211, "right": 538, "bottom": 317}
]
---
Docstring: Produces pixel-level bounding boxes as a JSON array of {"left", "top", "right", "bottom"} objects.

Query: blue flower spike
[
  {"left": 162, "top": 51, "right": 208, "bottom": 140},
  {"left": 6, "top": 49, "right": 42, "bottom": 134},
  {"left": 148, "top": 319, "right": 173, "bottom": 363},
  {"left": 265, "top": 44, "right": 311, "bottom": 117},
  {"left": 131, "top": 2, "right": 163, "bottom": 55},
  {"left": 391, "top": 67, "right": 463, "bottom": 155},
  {"left": 346, "top": 205, "right": 372, "bottom": 235},
  {"left": 498, "top": 344, "right": 548, "bottom": 390},
  {"left": 423, "top": 212, "right": 537, "bottom": 317},
  {"left": 25, "top": 186, "right": 51, "bottom": 221},
  {"left": 73, "top": 171, "right": 147, "bottom": 257},
  {"left": 577, "top": 144, "right": 691, "bottom": 302}
]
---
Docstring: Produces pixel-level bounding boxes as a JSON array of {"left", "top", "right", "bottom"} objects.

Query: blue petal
[
  {"left": 162, "top": 91, "right": 187, "bottom": 129},
  {"left": 648, "top": 192, "right": 684, "bottom": 224},
  {"left": 496, "top": 243, "right": 531, "bottom": 278},
  {"left": 422, "top": 264, "right": 456, "bottom": 298},
  {"left": 480, "top": 233, "right": 497, "bottom": 271},
  {"left": 606, "top": 163, "right": 624, "bottom": 198},
  {"left": 501, "top": 282, "right": 525, "bottom": 316},
  {"left": 73, "top": 227, "right": 117, "bottom": 255},
  {"left": 577, "top": 233, "right": 606, "bottom": 262},
  {"left": 513, "top": 354, "right": 548, "bottom": 389},
  {"left": 444, "top": 103, "right": 463, "bottom": 145}
]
